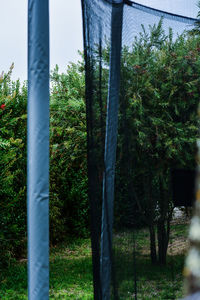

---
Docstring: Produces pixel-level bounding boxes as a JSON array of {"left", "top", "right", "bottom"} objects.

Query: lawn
[
  {"left": 0, "top": 238, "right": 93, "bottom": 299},
  {"left": 0, "top": 222, "right": 188, "bottom": 299},
  {"left": 111, "top": 221, "right": 188, "bottom": 299}
]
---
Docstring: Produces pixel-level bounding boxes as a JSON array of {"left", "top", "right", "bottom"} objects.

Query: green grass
[
  {"left": 0, "top": 224, "right": 188, "bottom": 299},
  {"left": 0, "top": 238, "right": 93, "bottom": 299},
  {"left": 111, "top": 225, "right": 187, "bottom": 299}
]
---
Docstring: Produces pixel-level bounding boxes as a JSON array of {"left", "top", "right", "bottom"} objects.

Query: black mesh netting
[{"left": 81, "top": 0, "right": 198, "bottom": 299}]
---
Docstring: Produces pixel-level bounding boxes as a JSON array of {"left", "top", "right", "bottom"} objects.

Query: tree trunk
[
  {"left": 157, "top": 174, "right": 171, "bottom": 265},
  {"left": 157, "top": 220, "right": 168, "bottom": 265},
  {"left": 149, "top": 224, "right": 157, "bottom": 264}
]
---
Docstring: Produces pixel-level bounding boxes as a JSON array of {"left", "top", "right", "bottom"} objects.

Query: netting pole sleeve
[
  {"left": 100, "top": 1, "right": 123, "bottom": 299},
  {"left": 81, "top": 0, "right": 103, "bottom": 299},
  {"left": 27, "top": 0, "right": 50, "bottom": 299}
]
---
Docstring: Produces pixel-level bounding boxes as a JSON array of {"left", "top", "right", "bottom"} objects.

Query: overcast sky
[{"left": 0, "top": 0, "right": 198, "bottom": 81}]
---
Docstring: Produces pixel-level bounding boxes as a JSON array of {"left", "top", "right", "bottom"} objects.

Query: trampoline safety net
[{"left": 81, "top": 0, "right": 199, "bottom": 299}]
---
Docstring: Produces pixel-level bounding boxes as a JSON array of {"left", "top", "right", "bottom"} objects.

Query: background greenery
[
  {"left": 0, "top": 23, "right": 199, "bottom": 284},
  {"left": 115, "top": 21, "right": 199, "bottom": 264}
]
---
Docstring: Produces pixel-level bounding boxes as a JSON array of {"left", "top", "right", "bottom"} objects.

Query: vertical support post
[
  {"left": 100, "top": 1, "right": 123, "bottom": 299},
  {"left": 27, "top": 1, "right": 49, "bottom": 299},
  {"left": 183, "top": 105, "right": 200, "bottom": 297}
]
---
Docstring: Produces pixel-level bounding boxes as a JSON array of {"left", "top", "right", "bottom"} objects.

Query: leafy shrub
[
  {"left": 50, "top": 62, "right": 89, "bottom": 243},
  {"left": 0, "top": 62, "right": 89, "bottom": 265},
  {"left": 116, "top": 22, "right": 200, "bottom": 263},
  {"left": 0, "top": 65, "right": 27, "bottom": 266}
]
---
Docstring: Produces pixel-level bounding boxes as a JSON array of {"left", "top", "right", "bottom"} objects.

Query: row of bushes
[
  {"left": 1, "top": 23, "right": 200, "bottom": 266},
  {"left": 0, "top": 62, "right": 89, "bottom": 267},
  {"left": 116, "top": 23, "right": 200, "bottom": 263}
]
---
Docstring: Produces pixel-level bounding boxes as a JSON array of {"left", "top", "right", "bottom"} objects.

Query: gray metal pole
[
  {"left": 27, "top": 1, "right": 49, "bottom": 299},
  {"left": 100, "top": 1, "right": 123, "bottom": 299}
]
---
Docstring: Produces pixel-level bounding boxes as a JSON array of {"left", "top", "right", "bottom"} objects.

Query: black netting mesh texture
[{"left": 81, "top": 0, "right": 198, "bottom": 299}]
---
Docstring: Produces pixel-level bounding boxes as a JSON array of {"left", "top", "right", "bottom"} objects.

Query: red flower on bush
[
  {"left": 134, "top": 65, "right": 141, "bottom": 69},
  {"left": 1, "top": 104, "right": 6, "bottom": 110}
]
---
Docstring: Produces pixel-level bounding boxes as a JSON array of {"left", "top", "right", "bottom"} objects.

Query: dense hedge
[
  {"left": 0, "top": 62, "right": 89, "bottom": 267},
  {"left": 115, "top": 23, "right": 200, "bottom": 263},
  {"left": 50, "top": 63, "right": 88, "bottom": 243},
  {"left": 0, "top": 64, "right": 27, "bottom": 266},
  {"left": 1, "top": 24, "right": 200, "bottom": 266}
]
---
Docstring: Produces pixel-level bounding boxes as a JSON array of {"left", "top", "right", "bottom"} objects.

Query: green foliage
[
  {"left": 50, "top": 63, "right": 88, "bottom": 243},
  {"left": 120, "top": 22, "right": 198, "bottom": 169},
  {"left": 1, "top": 21, "right": 200, "bottom": 268},
  {"left": 0, "top": 64, "right": 27, "bottom": 267},
  {"left": 0, "top": 62, "right": 89, "bottom": 266},
  {"left": 115, "top": 21, "right": 200, "bottom": 263}
]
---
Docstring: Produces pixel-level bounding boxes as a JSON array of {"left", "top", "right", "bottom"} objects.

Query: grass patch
[
  {"left": 111, "top": 223, "right": 188, "bottom": 299},
  {"left": 0, "top": 224, "right": 188, "bottom": 299},
  {"left": 0, "top": 238, "right": 93, "bottom": 299}
]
